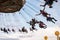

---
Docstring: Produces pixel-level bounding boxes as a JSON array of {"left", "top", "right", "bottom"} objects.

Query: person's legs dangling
[
  {"left": 32, "top": 25, "right": 37, "bottom": 30},
  {"left": 52, "top": 18, "right": 57, "bottom": 21},
  {"left": 47, "top": 17, "right": 55, "bottom": 24},
  {"left": 51, "top": 20, "right": 55, "bottom": 24}
]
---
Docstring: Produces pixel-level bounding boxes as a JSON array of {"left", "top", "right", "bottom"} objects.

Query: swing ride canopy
[{"left": 0, "top": 0, "right": 25, "bottom": 13}]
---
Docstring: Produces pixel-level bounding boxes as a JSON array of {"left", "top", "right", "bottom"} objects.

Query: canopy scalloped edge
[{"left": 0, "top": 0, "right": 26, "bottom": 13}]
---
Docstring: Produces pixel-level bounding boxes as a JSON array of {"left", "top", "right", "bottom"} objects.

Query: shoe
[
  {"left": 49, "top": 6, "right": 53, "bottom": 8},
  {"left": 55, "top": 0, "right": 58, "bottom": 2},
  {"left": 55, "top": 20, "right": 57, "bottom": 21}
]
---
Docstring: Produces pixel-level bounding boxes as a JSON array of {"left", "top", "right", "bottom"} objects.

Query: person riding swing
[
  {"left": 27, "top": 18, "right": 39, "bottom": 30},
  {"left": 36, "top": 10, "right": 50, "bottom": 18},
  {"left": 40, "top": 0, "right": 58, "bottom": 8}
]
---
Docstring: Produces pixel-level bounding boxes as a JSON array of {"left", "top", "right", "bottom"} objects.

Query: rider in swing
[
  {"left": 40, "top": 0, "right": 58, "bottom": 8},
  {"left": 39, "top": 21, "right": 47, "bottom": 29},
  {"left": 36, "top": 10, "right": 50, "bottom": 18},
  {"left": 36, "top": 9, "right": 57, "bottom": 24},
  {"left": 27, "top": 18, "right": 39, "bottom": 31}
]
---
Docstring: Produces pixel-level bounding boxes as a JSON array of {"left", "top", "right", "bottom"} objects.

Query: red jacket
[{"left": 41, "top": 11, "right": 48, "bottom": 17}]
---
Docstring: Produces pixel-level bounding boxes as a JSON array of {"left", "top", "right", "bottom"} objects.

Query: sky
[{"left": 0, "top": 0, "right": 60, "bottom": 29}]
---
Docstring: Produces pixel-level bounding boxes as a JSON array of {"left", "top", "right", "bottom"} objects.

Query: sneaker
[
  {"left": 49, "top": 6, "right": 53, "bottom": 8},
  {"left": 55, "top": 20, "right": 57, "bottom": 21}
]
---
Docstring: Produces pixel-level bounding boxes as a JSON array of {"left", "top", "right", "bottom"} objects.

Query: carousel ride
[{"left": 0, "top": 0, "right": 59, "bottom": 33}]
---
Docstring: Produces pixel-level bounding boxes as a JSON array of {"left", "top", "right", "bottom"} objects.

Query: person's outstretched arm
[
  {"left": 36, "top": 13, "right": 41, "bottom": 16},
  {"left": 27, "top": 22, "right": 30, "bottom": 24}
]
